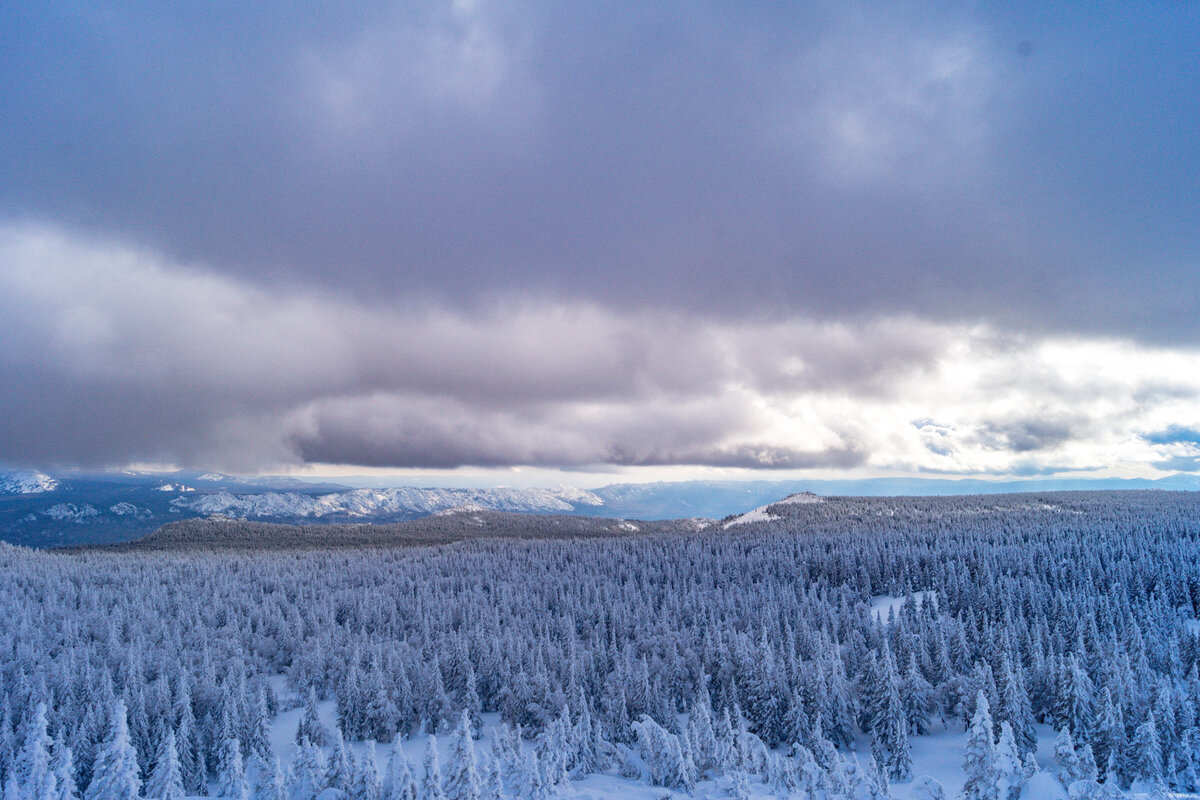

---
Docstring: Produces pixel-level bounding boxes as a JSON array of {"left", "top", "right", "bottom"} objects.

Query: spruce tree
[
  {"left": 994, "top": 724, "right": 1023, "bottom": 800},
  {"left": 326, "top": 728, "right": 353, "bottom": 794},
  {"left": 1132, "top": 714, "right": 1164, "bottom": 786},
  {"left": 962, "top": 692, "right": 997, "bottom": 800},
  {"left": 286, "top": 741, "right": 326, "bottom": 800},
  {"left": 382, "top": 737, "right": 417, "bottom": 800},
  {"left": 420, "top": 737, "right": 443, "bottom": 800},
  {"left": 1000, "top": 660, "right": 1037, "bottom": 758},
  {"left": 903, "top": 654, "right": 933, "bottom": 736},
  {"left": 687, "top": 693, "right": 719, "bottom": 776},
  {"left": 1053, "top": 729, "right": 1081, "bottom": 786},
  {"left": 18, "top": 703, "right": 55, "bottom": 800},
  {"left": 296, "top": 689, "right": 328, "bottom": 749},
  {"left": 247, "top": 753, "right": 285, "bottom": 800},
  {"left": 1092, "top": 689, "right": 1125, "bottom": 784},
  {"left": 349, "top": 744, "right": 380, "bottom": 800},
  {"left": 871, "top": 677, "right": 911, "bottom": 781},
  {"left": 477, "top": 753, "right": 501, "bottom": 800},
  {"left": 176, "top": 703, "right": 205, "bottom": 795},
  {"left": 144, "top": 729, "right": 184, "bottom": 800},
  {"left": 51, "top": 738, "right": 78, "bottom": 800},
  {"left": 84, "top": 701, "right": 141, "bottom": 800},
  {"left": 443, "top": 714, "right": 479, "bottom": 800},
  {"left": 215, "top": 738, "right": 249, "bottom": 800},
  {"left": 245, "top": 692, "right": 272, "bottom": 762}
]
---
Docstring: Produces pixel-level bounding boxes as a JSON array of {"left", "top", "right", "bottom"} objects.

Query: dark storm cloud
[
  {"left": 0, "top": 226, "right": 889, "bottom": 469},
  {"left": 290, "top": 393, "right": 867, "bottom": 470},
  {"left": 2, "top": 1, "right": 1198, "bottom": 341},
  {"left": 975, "top": 417, "right": 1079, "bottom": 453}
]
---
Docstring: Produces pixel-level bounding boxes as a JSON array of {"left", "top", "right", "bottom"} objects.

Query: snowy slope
[
  {"left": 0, "top": 470, "right": 59, "bottom": 494},
  {"left": 723, "top": 492, "right": 825, "bottom": 528}
]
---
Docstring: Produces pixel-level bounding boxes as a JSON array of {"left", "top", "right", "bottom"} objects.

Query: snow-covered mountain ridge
[
  {"left": 0, "top": 470, "right": 58, "bottom": 494},
  {"left": 170, "top": 485, "right": 604, "bottom": 520}
]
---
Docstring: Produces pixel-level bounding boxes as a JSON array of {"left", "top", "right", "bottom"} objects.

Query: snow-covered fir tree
[
  {"left": 84, "top": 702, "right": 140, "bottom": 800},
  {"left": 442, "top": 714, "right": 478, "bottom": 800},
  {"left": 216, "top": 737, "right": 249, "bottom": 800},
  {"left": 962, "top": 692, "right": 997, "bottom": 800},
  {"left": 419, "top": 737, "right": 442, "bottom": 800},
  {"left": 144, "top": 729, "right": 184, "bottom": 800},
  {"left": 382, "top": 738, "right": 417, "bottom": 800}
]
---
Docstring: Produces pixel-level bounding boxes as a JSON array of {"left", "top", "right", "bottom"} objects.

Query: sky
[{"left": 1, "top": 1, "right": 1199, "bottom": 485}]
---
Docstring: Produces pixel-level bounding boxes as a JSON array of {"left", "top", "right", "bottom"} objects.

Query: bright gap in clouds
[{"left": 1, "top": 223, "right": 1198, "bottom": 482}]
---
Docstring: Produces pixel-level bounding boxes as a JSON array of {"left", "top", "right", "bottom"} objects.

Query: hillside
[{"left": 96, "top": 509, "right": 710, "bottom": 551}]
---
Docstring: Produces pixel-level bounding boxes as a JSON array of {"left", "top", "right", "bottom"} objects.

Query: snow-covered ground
[
  {"left": 0, "top": 469, "right": 58, "bottom": 494},
  {"left": 883, "top": 721, "right": 1060, "bottom": 800},
  {"left": 259, "top": 677, "right": 1069, "bottom": 800},
  {"left": 870, "top": 591, "right": 937, "bottom": 623},
  {"left": 722, "top": 507, "right": 779, "bottom": 529}
]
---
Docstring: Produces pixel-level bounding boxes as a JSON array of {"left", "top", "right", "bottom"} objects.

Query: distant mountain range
[{"left": 3, "top": 467, "right": 1199, "bottom": 548}]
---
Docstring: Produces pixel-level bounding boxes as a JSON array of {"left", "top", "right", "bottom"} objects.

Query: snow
[
  {"left": 870, "top": 591, "right": 937, "bottom": 623},
  {"left": 266, "top": 694, "right": 736, "bottom": 799},
  {"left": 197, "top": 473, "right": 228, "bottom": 482},
  {"left": 1021, "top": 772, "right": 1069, "bottom": 800},
  {"left": 156, "top": 483, "right": 196, "bottom": 492},
  {"left": 261, "top": 689, "right": 1068, "bottom": 800},
  {"left": 0, "top": 469, "right": 58, "bottom": 494},
  {"left": 432, "top": 502, "right": 490, "bottom": 517},
  {"left": 723, "top": 492, "right": 825, "bottom": 528},
  {"left": 109, "top": 502, "right": 149, "bottom": 516},
  {"left": 886, "top": 722, "right": 1060, "bottom": 800},
  {"left": 42, "top": 503, "right": 99, "bottom": 522},
  {"left": 723, "top": 507, "right": 779, "bottom": 529},
  {"left": 171, "top": 485, "right": 607, "bottom": 520},
  {"left": 775, "top": 492, "right": 825, "bottom": 505},
  {"left": 1185, "top": 618, "right": 1200, "bottom": 636}
]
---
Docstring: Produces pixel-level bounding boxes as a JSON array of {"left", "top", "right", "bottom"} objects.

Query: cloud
[
  {"left": 2, "top": 224, "right": 1200, "bottom": 475},
  {"left": 0, "top": 2, "right": 1197, "bottom": 343},
  {"left": 974, "top": 417, "right": 1079, "bottom": 453}
]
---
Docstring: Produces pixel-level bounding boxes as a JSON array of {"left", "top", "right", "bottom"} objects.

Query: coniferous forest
[{"left": 3, "top": 491, "right": 1200, "bottom": 800}]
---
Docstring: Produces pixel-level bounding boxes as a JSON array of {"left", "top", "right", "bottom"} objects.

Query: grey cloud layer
[
  {"left": 0, "top": 226, "right": 875, "bottom": 469},
  {"left": 2, "top": 226, "right": 1198, "bottom": 474},
  {"left": 2, "top": 2, "right": 1197, "bottom": 340}
]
